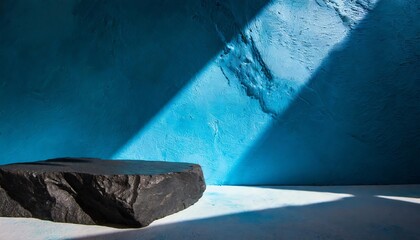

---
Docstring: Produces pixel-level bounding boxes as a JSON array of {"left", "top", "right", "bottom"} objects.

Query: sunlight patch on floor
[
  {"left": 0, "top": 185, "right": 419, "bottom": 240},
  {"left": 151, "top": 185, "right": 353, "bottom": 225},
  {"left": 376, "top": 195, "right": 420, "bottom": 204}
]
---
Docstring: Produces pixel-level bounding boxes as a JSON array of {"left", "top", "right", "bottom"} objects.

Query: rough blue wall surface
[{"left": 1, "top": 0, "right": 419, "bottom": 185}]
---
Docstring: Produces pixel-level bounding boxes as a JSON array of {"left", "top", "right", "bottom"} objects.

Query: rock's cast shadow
[{"left": 71, "top": 186, "right": 420, "bottom": 240}]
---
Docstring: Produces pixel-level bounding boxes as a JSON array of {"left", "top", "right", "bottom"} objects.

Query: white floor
[{"left": 1, "top": 185, "right": 419, "bottom": 240}]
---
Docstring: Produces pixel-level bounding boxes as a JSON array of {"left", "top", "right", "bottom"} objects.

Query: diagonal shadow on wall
[
  {"left": 0, "top": 0, "right": 270, "bottom": 163},
  {"left": 227, "top": 0, "right": 420, "bottom": 185}
]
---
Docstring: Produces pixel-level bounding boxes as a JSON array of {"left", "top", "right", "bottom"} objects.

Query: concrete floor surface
[{"left": 0, "top": 185, "right": 419, "bottom": 240}]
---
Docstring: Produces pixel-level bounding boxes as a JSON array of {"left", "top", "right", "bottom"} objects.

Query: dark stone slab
[{"left": 0, "top": 158, "right": 206, "bottom": 227}]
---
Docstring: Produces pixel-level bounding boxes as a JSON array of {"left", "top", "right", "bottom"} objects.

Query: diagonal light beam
[{"left": 113, "top": 0, "right": 380, "bottom": 184}]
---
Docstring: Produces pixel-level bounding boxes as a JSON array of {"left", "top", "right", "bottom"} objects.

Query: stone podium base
[{"left": 0, "top": 158, "right": 205, "bottom": 227}]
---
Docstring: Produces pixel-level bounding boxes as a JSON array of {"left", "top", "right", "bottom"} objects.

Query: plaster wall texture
[{"left": 0, "top": 0, "right": 419, "bottom": 184}]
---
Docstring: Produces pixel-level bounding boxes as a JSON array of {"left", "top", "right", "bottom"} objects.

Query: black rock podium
[{"left": 0, "top": 158, "right": 205, "bottom": 227}]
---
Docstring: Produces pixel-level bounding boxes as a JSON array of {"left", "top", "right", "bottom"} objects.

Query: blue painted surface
[
  {"left": 1, "top": 0, "right": 419, "bottom": 185},
  {"left": 227, "top": 0, "right": 420, "bottom": 185},
  {"left": 0, "top": 0, "right": 268, "bottom": 166}
]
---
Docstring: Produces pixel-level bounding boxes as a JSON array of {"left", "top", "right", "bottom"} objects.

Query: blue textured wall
[{"left": 0, "top": 0, "right": 419, "bottom": 185}]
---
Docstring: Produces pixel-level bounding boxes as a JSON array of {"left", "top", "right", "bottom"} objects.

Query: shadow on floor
[{"left": 71, "top": 193, "right": 420, "bottom": 240}]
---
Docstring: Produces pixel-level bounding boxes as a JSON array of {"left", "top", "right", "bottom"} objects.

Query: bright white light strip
[{"left": 376, "top": 195, "right": 420, "bottom": 204}]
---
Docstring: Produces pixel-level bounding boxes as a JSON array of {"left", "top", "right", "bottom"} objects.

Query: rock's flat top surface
[{"left": 1, "top": 158, "right": 198, "bottom": 175}]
